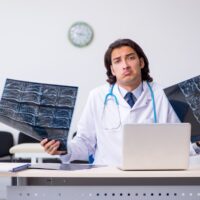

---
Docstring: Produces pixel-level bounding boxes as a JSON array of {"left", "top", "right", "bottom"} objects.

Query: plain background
[{"left": 0, "top": 0, "right": 200, "bottom": 142}]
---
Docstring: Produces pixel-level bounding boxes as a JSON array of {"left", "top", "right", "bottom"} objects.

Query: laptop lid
[{"left": 119, "top": 123, "right": 191, "bottom": 170}]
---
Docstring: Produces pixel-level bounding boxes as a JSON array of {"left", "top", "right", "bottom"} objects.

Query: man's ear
[
  {"left": 140, "top": 58, "right": 145, "bottom": 69},
  {"left": 111, "top": 65, "right": 115, "bottom": 76}
]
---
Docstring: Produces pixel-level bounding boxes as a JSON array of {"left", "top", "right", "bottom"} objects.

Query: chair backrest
[
  {"left": 0, "top": 131, "right": 14, "bottom": 157},
  {"left": 18, "top": 132, "right": 39, "bottom": 144}
]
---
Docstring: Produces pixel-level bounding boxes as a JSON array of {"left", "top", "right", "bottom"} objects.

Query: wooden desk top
[{"left": 1, "top": 162, "right": 200, "bottom": 178}]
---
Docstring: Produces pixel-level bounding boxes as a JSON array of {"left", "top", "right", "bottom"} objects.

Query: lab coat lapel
[
  {"left": 132, "top": 81, "right": 152, "bottom": 110},
  {"left": 112, "top": 84, "right": 129, "bottom": 108}
]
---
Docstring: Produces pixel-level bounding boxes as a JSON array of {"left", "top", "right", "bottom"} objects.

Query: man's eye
[
  {"left": 113, "top": 60, "right": 120, "bottom": 64},
  {"left": 128, "top": 56, "right": 135, "bottom": 60}
]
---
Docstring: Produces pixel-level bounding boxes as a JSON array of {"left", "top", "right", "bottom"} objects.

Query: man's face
[{"left": 110, "top": 46, "right": 144, "bottom": 89}]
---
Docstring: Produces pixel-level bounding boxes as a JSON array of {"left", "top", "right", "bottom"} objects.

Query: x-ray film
[
  {"left": 0, "top": 79, "right": 78, "bottom": 150},
  {"left": 164, "top": 75, "right": 200, "bottom": 142}
]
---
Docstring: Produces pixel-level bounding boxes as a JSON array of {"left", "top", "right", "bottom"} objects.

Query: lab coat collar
[
  {"left": 112, "top": 81, "right": 152, "bottom": 109},
  {"left": 118, "top": 82, "right": 143, "bottom": 100}
]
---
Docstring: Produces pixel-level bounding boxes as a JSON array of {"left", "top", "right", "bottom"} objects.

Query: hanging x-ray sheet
[
  {"left": 164, "top": 75, "right": 200, "bottom": 142},
  {"left": 0, "top": 79, "right": 78, "bottom": 150}
]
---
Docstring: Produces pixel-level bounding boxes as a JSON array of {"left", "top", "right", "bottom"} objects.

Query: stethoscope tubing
[{"left": 104, "top": 82, "right": 157, "bottom": 123}]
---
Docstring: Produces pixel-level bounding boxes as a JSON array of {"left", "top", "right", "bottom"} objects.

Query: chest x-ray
[
  {"left": 0, "top": 79, "right": 78, "bottom": 151},
  {"left": 164, "top": 75, "right": 200, "bottom": 142}
]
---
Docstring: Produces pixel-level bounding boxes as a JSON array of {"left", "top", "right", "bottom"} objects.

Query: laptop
[{"left": 119, "top": 123, "right": 191, "bottom": 170}]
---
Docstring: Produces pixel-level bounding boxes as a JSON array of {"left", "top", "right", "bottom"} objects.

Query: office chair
[
  {"left": 18, "top": 132, "right": 39, "bottom": 144},
  {"left": 0, "top": 131, "right": 14, "bottom": 161},
  {"left": 10, "top": 132, "right": 60, "bottom": 163}
]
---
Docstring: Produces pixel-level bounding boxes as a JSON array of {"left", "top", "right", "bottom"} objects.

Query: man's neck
[{"left": 117, "top": 80, "right": 142, "bottom": 92}]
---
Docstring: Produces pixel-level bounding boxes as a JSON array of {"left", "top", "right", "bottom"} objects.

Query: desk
[{"left": 1, "top": 162, "right": 200, "bottom": 200}]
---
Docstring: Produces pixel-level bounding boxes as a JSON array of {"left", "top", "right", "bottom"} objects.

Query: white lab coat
[{"left": 61, "top": 81, "right": 196, "bottom": 165}]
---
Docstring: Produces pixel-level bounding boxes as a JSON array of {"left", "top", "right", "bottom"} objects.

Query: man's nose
[{"left": 122, "top": 59, "right": 129, "bottom": 69}]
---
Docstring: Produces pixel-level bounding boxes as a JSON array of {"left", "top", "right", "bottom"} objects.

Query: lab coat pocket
[{"left": 102, "top": 126, "right": 122, "bottom": 135}]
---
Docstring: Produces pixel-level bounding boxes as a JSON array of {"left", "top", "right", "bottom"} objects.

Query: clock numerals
[{"left": 68, "top": 22, "right": 94, "bottom": 47}]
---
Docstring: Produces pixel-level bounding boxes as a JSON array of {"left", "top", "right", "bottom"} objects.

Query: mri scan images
[
  {"left": 0, "top": 79, "right": 78, "bottom": 150},
  {"left": 179, "top": 76, "right": 200, "bottom": 122},
  {"left": 164, "top": 75, "right": 200, "bottom": 142}
]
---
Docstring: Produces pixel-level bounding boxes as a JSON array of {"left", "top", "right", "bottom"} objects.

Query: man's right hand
[{"left": 40, "top": 138, "right": 67, "bottom": 155}]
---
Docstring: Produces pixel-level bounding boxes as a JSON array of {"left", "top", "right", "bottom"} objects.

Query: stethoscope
[
  {"left": 90, "top": 81, "right": 158, "bottom": 163},
  {"left": 103, "top": 81, "right": 157, "bottom": 125}
]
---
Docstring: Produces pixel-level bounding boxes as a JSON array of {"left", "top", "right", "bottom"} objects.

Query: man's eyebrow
[
  {"left": 112, "top": 56, "right": 120, "bottom": 61},
  {"left": 112, "top": 52, "right": 137, "bottom": 61},
  {"left": 126, "top": 52, "right": 137, "bottom": 57}
]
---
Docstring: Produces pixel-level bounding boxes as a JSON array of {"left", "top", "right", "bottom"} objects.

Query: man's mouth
[{"left": 123, "top": 71, "right": 131, "bottom": 76}]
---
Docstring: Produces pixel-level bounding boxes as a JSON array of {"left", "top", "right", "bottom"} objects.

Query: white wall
[{"left": 0, "top": 0, "right": 200, "bottom": 142}]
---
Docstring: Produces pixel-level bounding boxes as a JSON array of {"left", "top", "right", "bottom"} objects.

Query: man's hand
[
  {"left": 40, "top": 138, "right": 67, "bottom": 155},
  {"left": 196, "top": 141, "right": 200, "bottom": 147}
]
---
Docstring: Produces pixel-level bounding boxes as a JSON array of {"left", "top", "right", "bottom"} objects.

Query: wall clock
[{"left": 68, "top": 22, "right": 94, "bottom": 47}]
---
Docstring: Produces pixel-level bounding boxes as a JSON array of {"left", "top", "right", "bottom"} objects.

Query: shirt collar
[{"left": 118, "top": 82, "right": 143, "bottom": 100}]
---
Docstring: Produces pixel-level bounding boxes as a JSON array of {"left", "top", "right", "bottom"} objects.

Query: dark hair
[{"left": 104, "top": 39, "right": 153, "bottom": 84}]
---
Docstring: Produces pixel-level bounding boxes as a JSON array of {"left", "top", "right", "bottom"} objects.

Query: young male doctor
[{"left": 41, "top": 38, "right": 199, "bottom": 165}]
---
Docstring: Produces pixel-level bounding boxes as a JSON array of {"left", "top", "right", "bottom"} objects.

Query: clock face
[{"left": 68, "top": 22, "right": 94, "bottom": 47}]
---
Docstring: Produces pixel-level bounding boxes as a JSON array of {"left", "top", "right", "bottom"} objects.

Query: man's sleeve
[{"left": 60, "top": 91, "right": 97, "bottom": 163}]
